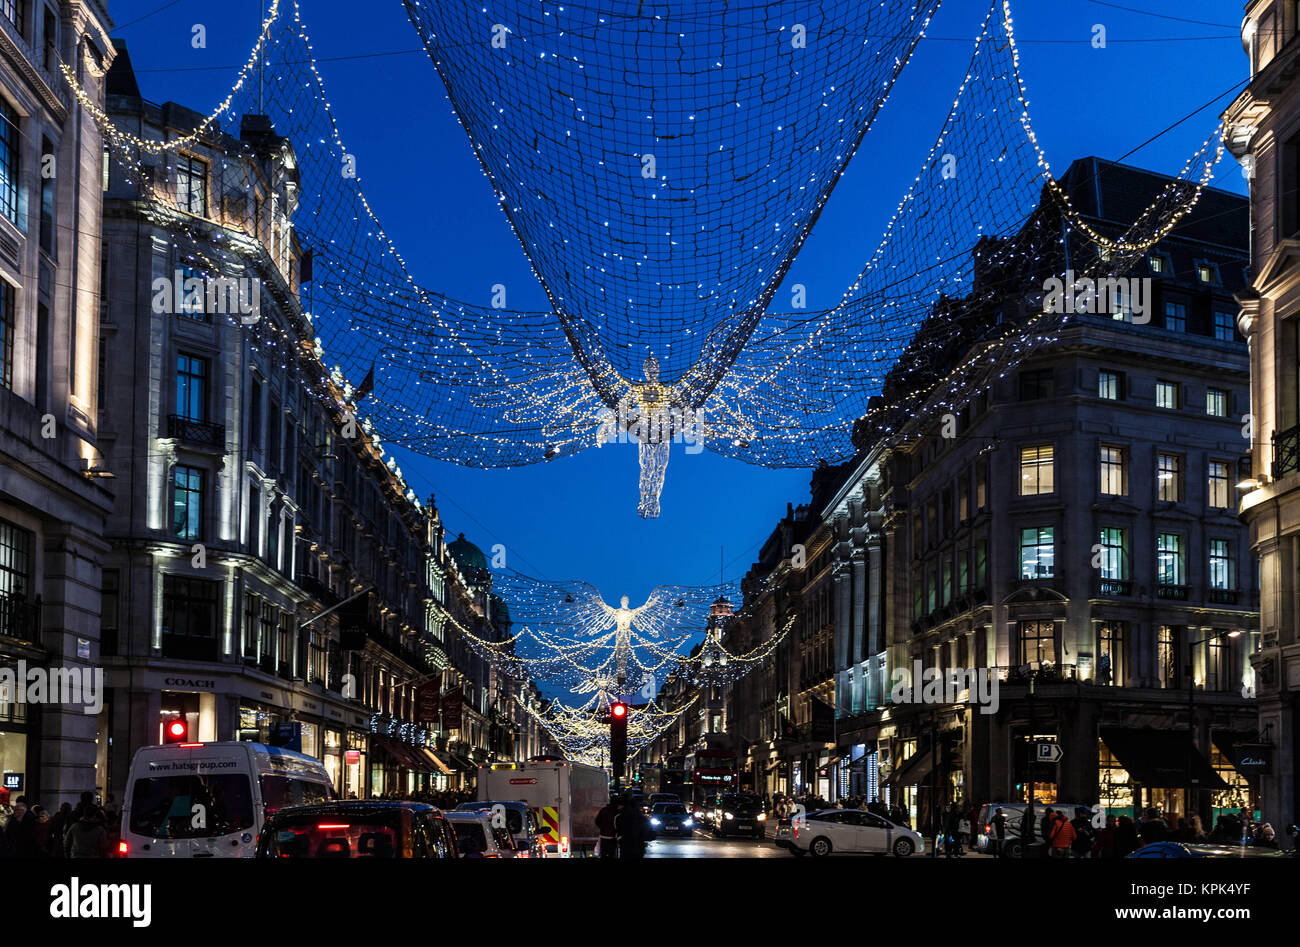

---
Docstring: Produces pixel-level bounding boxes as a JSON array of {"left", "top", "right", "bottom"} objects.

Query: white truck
[{"left": 477, "top": 759, "right": 608, "bottom": 857}]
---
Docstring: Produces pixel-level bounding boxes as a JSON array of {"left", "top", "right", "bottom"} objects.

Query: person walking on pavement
[
  {"left": 991, "top": 807, "right": 1008, "bottom": 857},
  {"left": 615, "top": 796, "right": 645, "bottom": 859},
  {"left": 3, "top": 797, "right": 39, "bottom": 858},
  {"left": 65, "top": 806, "right": 110, "bottom": 859},
  {"left": 1069, "top": 808, "right": 1094, "bottom": 858},
  {"left": 1046, "top": 809, "right": 1075, "bottom": 858},
  {"left": 1018, "top": 802, "right": 1037, "bottom": 858},
  {"left": 595, "top": 798, "right": 619, "bottom": 859}
]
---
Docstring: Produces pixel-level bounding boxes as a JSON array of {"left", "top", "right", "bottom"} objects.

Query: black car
[
  {"left": 255, "top": 800, "right": 459, "bottom": 858},
  {"left": 714, "top": 793, "right": 766, "bottom": 839},
  {"left": 649, "top": 802, "right": 694, "bottom": 837}
]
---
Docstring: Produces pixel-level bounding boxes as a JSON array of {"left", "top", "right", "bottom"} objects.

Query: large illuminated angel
[{"left": 491, "top": 570, "right": 735, "bottom": 688}]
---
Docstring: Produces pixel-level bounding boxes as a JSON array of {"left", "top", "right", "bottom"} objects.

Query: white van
[{"left": 121, "top": 742, "right": 334, "bottom": 858}]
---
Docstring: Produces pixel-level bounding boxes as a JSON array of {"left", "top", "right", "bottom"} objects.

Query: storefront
[
  {"left": 344, "top": 731, "right": 368, "bottom": 799},
  {"left": 0, "top": 686, "right": 34, "bottom": 804}
]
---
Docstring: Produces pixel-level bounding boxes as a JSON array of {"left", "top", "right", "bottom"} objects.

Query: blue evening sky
[{"left": 111, "top": 0, "right": 1248, "bottom": 605}]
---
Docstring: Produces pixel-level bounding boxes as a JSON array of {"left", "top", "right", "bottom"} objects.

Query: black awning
[
  {"left": 373, "top": 736, "right": 426, "bottom": 771},
  {"left": 1211, "top": 731, "right": 1270, "bottom": 779},
  {"left": 1100, "top": 727, "right": 1228, "bottom": 790},
  {"left": 889, "top": 744, "right": 935, "bottom": 786}
]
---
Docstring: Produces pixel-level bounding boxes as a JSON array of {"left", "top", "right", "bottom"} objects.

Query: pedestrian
[
  {"left": 65, "top": 805, "right": 109, "bottom": 859},
  {"left": 1046, "top": 810, "right": 1075, "bottom": 858},
  {"left": 991, "top": 807, "right": 1008, "bottom": 857},
  {"left": 615, "top": 796, "right": 645, "bottom": 859},
  {"left": 1040, "top": 806, "right": 1054, "bottom": 845},
  {"left": 1114, "top": 816, "right": 1140, "bottom": 857},
  {"left": 1138, "top": 807, "right": 1167, "bottom": 846},
  {"left": 49, "top": 802, "right": 73, "bottom": 858},
  {"left": 1069, "top": 808, "right": 1093, "bottom": 858},
  {"left": 32, "top": 806, "right": 51, "bottom": 857},
  {"left": 2, "top": 797, "right": 39, "bottom": 858},
  {"left": 943, "top": 803, "right": 961, "bottom": 857},
  {"left": 1092, "top": 816, "right": 1117, "bottom": 858},
  {"left": 1254, "top": 822, "right": 1279, "bottom": 849},
  {"left": 1018, "top": 802, "right": 1037, "bottom": 858},
  {"left": 595, "top": 798, "right": 619, "bottom": 859}
]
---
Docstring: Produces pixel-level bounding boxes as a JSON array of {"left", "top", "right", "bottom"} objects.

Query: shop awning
[
  {"left": 373, "top": 737, "right": 428, "bottom": 771},
  {"left": 420, "top": 748, "right": 453, "bottom": 775},
  {"left": 1100, "top": 727, "right": 1228, "bottom": 790},
  {"left": 889, "top": 744, "right": 935, "bottom": 786},
  {"left": 437, "top": 751, "right": 475, "bottom": 773},
  {"left": 1211, "top": 731, "right": 1269, "bottom": 779}
]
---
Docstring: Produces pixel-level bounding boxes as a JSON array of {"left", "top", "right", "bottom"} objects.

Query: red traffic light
[
  {"left": 611, "top": 703, "right": 627, "bottom": 718},
  {"left": 164, "top": 719, "right": 188, "bottom": 743}
]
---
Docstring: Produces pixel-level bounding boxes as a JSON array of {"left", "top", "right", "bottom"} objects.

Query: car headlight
[
  {"left": 650, "top": 818, "right": 661, "bottom": 826},
  {"left": 684, "top": 819, "right": 693, "bottom": 827},
  {"left": 724, "top": 812, "right": 734, "bottom": 820},
  {"left": 757, "top": 813, "right": 766, "bottom": 821}
]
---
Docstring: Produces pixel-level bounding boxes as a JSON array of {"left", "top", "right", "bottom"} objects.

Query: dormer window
[
  {"left": 1195, "top": 260, "right": 1221, "bottom": 285},
  {"left": 1148, "top": 252, "right": 1173, "bottom": 276}
]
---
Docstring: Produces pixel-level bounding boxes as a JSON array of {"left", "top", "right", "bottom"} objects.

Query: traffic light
[
  {"left": 163, "top": 718, "right": 189, "bottom": 744},
  {"left": 609, "top": 702, "right": 628, "bottom": 779}
]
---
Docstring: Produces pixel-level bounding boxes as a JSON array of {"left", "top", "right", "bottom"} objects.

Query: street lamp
[{"left": 1186, "top": 628, "right": 1242, "bottom": 823}]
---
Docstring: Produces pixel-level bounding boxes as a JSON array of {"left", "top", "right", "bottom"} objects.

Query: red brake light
[
  {"left": 178, "top": 743, "right": 203, "bottom": 748},
  {"left": 316, "top": 823, "right": 350, "bottom": 830},
  {"left": 117, "top": 841, "right": 128, "bottom": 855}
]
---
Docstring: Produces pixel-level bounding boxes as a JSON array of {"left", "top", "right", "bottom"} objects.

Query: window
[
  {"left": 1099, "top": 446, "right": 1126, "bottom": 496},
  {"left": 161, "top": 575, "right": 220, "bottom": 662},
  {"left": 976, "top": 539, "right": 987, "bottom": 588},
  {"left": 1213, "top": 311, "right": 1236, "bottom": 342},
  {"left": 260, "top": 600, "right": 276, "bottom": 664},
  {"left": 1209, "top": 539, "right": 1234, "bottom": 590},
  {"left": 0, "top": 279, "right": 13, "bottom": 391},
  {"left": 1208, "top": 460, "right": 1230, "bottom": 508},
  {"left": 176, "top": 353, "right": 208, "bottom": 422},
  {"left": 1157, "top": 453, "right": 1182, "bottom": 502},
  {"left": 958, "top": 548, "right": 970, "bottom": 593},
  {"left": 1019, "top": 445, "right": 1054, "bottom": 496},
  {"left": 1157, "top": 626, "right": 1178, "bottom": 689},
  {"left": 912, "top": 576, "right": 923, "bottom": 620},
  {"left": 1164, "top": 301, "right": 1187, "bottom": 333},
  {"left": 1019, "top": 620, "right": 1055, "bottom": 666},
  {"left": 1018, "top": 369, "right": 1053, "bottom": 401},
  {"left": 177, "top": 264, "right": 208, "bottom": 320},
  {"left": 1155, "top": 380, "right": 1179, "bottom": 410},
  {"left": 1205, "top": 636, "right": 1229, "bottom": 692},
  {"left": 173, "top": 465, "right": 204, "bottom": 540},
  {"left": 958, "top": 476, "right": 969, "bottom": 522},
  {"left": 1196, "top": 261, "right": 1220, "bottom": 285},
  {"left": 101, "top": 569, "right": 120, "bottom": 655},
  {"left": 1206, "top": 388, "right": 1228, "bottom": 418},
  {"left": 42, "top": 7, "right": 55, "bottom": 71},
  {"left": 39, "top": 137, "right": 54, "bottom": 254},
  {"left": 1019, "top": 526, "right": 1054, "bottom": 579},
  {"left": 0, "top": 98, "right": 17, "bottom": 223},
  {"left": 176, "top": 154, "right": 208, "bottom": 216},
  {"left": 278, "top": 612, "right": 294, "bottom": 673},
  {"left": 267, "top": 400, "right": 281, "bottom": 476},
  {"left": 927, "top": 566, "right": 938, "bottom": 613},
  {"left": 243, "top": 591, "right": 259, "bottom": 659},
  {"left": 1148, "top": 252, "right": 1172, "bottom": 275},
  {"left": 1097, "top": 527, "right": 1128, "bottom": 580},
  {"left": 1098, "top": 622, "right": 1125, "bottom": 686},
  {"left": 976, "top": 459, "right": 987, "bottom": 509},
  {"left": 0, "top": 517, "right": 33, "bottom": 599},
  {"left": 1156, "top": 533, "right": 1184, "bottom": 586},
  {"left": 1098, "top": 370, "right": 1123, "bottom": 400},
  {"left": 941, "top": 558, "right": 953, "bottom": 605},
  {"left": 1, "top": 0, "right": 23, "bottom": 35},
  {"left": 250, "top": 377, "right": 263, "bottom": 448}
]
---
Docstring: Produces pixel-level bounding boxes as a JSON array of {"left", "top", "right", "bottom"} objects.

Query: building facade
[
  {"left": 1223, "top": 0, "right": 1300, "bottom": 840},
  {"left": 0, "top": 0, "right": 113, "bottom": 806},
  {"left": 95, "top": 49, "right": 527, "bottom": 802}
]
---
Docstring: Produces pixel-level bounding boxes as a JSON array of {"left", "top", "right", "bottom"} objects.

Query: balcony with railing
[
  {"left": 1156, "top": 584, "right": 1190, "bottom": 601},
  {"left": 1096, "top": 578, "right": 1132, "bottom": 597},
  {"left": 1207, "top": 587, "right": 1239, "bottom": 605},
  {"left": 1273, "top": 422, "right": 1300, "bottom": 479},
  {"left": 167, "top": 414, "right": 226, "bottom": 450}
]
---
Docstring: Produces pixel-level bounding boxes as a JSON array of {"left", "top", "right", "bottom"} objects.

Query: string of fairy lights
[
  {"left": 57, "top": 0, "right": 1239, "bottom": 753},
  {"left": 62, "top": 0, "right": 1231, "bottom": 518}
]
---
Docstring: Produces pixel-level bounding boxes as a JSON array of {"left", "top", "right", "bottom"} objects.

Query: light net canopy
[{"left": 405, "top": 0, "right": 941, "bottom": 395}]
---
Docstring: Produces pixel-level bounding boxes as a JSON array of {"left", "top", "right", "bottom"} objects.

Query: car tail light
[
  {"left": 317, "top": 823, "right": 350, "bottom": 830},
  {"left": 117, "top": 841, "right": 128, "bottom": 856},
  {"left": 560, "top": 835, "right": 570, "bottom": 854}
]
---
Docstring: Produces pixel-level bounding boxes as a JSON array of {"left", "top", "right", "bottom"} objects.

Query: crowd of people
[
  {"left": 0, "top": 789, "right": 121, "bottom": 859},
  {"left": 368, "top": 788, "right": 477, "bottom": 811}
]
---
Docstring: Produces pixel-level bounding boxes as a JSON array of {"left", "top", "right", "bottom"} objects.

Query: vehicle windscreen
[
  {"left": 258, "top": 813, "right": 402, "bottom": 857},
  {"left": 451, "top": 821, "right": 489, "bottom": 854},
  {"left": 722, "top": 795, "right": 760, "bottom": 811},
  {"left": 260, "top": 775, "right": 333, "bottom": 812},
  {"left": 653, "top": 804, "right": 686, "bottom": 815},
  {"left": 129, "top": 773, "right": 256, "bottom": 839}
]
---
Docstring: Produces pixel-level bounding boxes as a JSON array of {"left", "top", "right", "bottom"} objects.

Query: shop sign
[
  {"left": 345, "top": 750, "right": 360, "bottom": 765},
  {"left": 3, "top": 773, "right": 22, "bottom": 791},
  {"left": 162, "top": 677, "right": 217, "bottom": 689},
  {"left": 77, "top": 638, "right": 91, "bottom": 660},
  {"left": 1233, "top": 745, "right": 1272, "bottom": 774}
]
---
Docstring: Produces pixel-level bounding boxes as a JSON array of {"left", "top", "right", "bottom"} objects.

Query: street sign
[{"left": 1035, "top": 742, "right": 1063, "bottom": 763}]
